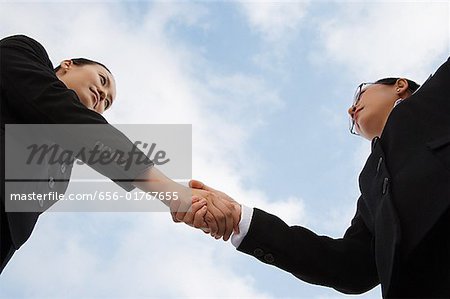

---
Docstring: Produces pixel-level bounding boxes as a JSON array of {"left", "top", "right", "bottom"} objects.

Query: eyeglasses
[{"left": 349, "top": 82, "right": 374, "bottom": 135}]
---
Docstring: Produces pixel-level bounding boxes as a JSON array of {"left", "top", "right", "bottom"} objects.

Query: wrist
[{"left": 235, "top": 203, "right": 242, "bottom": 223}]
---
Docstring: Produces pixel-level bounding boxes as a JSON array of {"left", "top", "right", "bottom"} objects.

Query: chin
[
  {"left": 357, "top": 120, "right": 376, "bottom": 140},
  {"left": 362, "top": 130, "right": 380, "bottom": 141},
  {"left": 79, "top": 97, "right": 93, "bottom": 110},
  {"left": 365, "top": 135, "right": 376, "bottom": 141},
  {"left": 356, "top": 127, "right": 373, "bottom": 141}
]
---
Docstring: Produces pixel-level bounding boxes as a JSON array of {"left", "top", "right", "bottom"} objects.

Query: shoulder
[
  {"left": 1, "top": 34, "right": 43, "bottom": 49},
  {"left": 0, "top": 34, "right": 53, "bottom": 68}
]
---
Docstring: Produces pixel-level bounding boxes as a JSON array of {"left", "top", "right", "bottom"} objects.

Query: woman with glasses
[
  {"left": 188, "top": 58, "right": 450, "bottom": 297},
  {"left": 348, "top": 78, "right": 421, "bottom": 139}
]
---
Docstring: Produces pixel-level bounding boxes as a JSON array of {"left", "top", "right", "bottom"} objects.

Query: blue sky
[{"left": 1, "top": 1, "right": 449, "bottom": 298}]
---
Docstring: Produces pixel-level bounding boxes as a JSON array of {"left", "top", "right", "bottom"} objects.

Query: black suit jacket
[
  {"left": 0, "top": 35, "right": 154, "bottom": 271},
  {"left": 237, "top": 57, "right": 450, "bottom": 298}
]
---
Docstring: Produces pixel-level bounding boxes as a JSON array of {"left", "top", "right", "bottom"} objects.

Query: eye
[{"left": 99, "top": 74, "right": 107, "bottom": 85}]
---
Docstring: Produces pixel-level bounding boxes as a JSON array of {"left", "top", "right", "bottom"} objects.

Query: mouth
[
  {"left": 90, "top": 94, "right": 97, "bottom": 108},
  {"left": 90, "top": 88, "right": 99, "bottom": 107},
  {"left": 354, "top": 107, "right": 363, "bottom": 122}
]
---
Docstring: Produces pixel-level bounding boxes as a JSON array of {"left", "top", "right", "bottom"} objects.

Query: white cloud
[
  {"left": 236, "top": 1, "right": 310, "bottom": 71},
  {"left": 237, "top": 1, "right": 309, "bottom": 42},
  {"left": 5, "top": 212, "right": 273, "bottom": 299},
  {"left": 313, "top": 1, "right": 449, "bottom": 82}
]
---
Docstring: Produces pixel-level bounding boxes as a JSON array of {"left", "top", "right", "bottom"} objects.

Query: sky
[{"left": 0, "top": 1, "right": 449, "bottom": 298}]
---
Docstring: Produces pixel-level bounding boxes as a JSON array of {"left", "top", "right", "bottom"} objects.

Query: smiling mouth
[
  {"left": 90, "top": 90, "right": 99, "bottom": 107},
  {"left": 90, "top": 94, "right": 97, "bottom": 107}
]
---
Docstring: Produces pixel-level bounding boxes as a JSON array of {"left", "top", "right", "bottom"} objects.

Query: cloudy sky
[{"left": 1, "top": 1, "right": 449, "bottom": 298}]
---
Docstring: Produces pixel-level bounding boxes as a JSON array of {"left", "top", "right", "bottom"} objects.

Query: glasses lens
[
  {"left": 349, "top": 82, "right": 371, "bottom": 136},
  {"left": 353, "top": 83, "right": 373, "bottom": 107},
  {"left": 352, "top": 84, "right": 363, "bottom": 106}
]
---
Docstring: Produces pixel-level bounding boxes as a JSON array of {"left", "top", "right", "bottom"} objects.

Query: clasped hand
[{"left": 169, "top": 180, "right": 241, "bottom": 241}]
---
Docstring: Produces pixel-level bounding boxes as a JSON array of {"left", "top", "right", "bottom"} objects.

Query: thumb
[
  {"left": 189, "top": 180, "right": 208, "bottom": 190},
  {"left": 189, "top": 179, "right": 204, "bottom": 189},
  {"left": 189, "top": 179, "right": 217, "bottom": 192}
]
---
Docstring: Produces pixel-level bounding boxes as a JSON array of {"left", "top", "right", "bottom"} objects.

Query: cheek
[
  {"left": 358, "top": 109, "right": 383, "bottom": 136},
  {"left": 75, "top": 73, "right": 93, "bottom": 88},
  {"left": 356, "top": 113, "right": 368, "bottom": 133},
  {"left": 72, "top": 86, "right": 93, "bottom": 109},
  {"left": 65, "top": 74, "right": 87, "bottom": 94},
  {"left": 71, "top": 74, "right": 94, "bottom": 101},
  {"left": 78, "top": 93, "right": 92, "bottom": 108}
]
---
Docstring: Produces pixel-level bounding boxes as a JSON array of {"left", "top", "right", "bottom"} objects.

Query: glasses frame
[{"left": 349, "top": 82, "right": 375, "bottom": 136}]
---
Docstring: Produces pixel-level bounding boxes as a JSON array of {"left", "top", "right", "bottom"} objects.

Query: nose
[
  {"left": 98, "top": 88, "right": 107, "bottom": 102},
  {"left": 348, "top": 105, "right": 357, "bottom": 118},
  {"left": 92, "top": 88, "right": 107, "bottom": 114}
]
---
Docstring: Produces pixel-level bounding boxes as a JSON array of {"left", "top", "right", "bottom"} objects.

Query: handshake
[{"left": 169, "top": 180, "right": 242, "bottom": 241}]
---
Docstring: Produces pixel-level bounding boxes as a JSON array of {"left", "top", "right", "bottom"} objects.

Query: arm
[
  {"left": 237, "top": 204, "right": 379, "bottom": 294},
  {"left": 0, "top": 35, "right": 152, "bottom": 191},
  {"left": 190, "top": 180, "right": 379, "bottom": 294},
  {"left": 0, "top": 35, "right": 237, "bottom": 238},
  {"left": 133, "top": 168, "right": 239, "bottom": 240}
]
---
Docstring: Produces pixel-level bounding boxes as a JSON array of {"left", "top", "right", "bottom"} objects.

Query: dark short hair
[
  {"left": 54, "top": 58, "right": 112, "bottom": 74},
  {"left": 374, "top": 77, "right": 420, "bottom": 94}
]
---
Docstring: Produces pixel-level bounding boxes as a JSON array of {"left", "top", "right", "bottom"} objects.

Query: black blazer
[
  {"left": 0, "top": 35, "right": 153, "bottom": 268},
  {"left": 237, "top": 57, "right": 450, "bottom": 298}
]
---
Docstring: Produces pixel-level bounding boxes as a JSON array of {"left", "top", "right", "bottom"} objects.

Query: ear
[
  {"left": 58, "top": 59, "right": 73, "bottom": 73},
  {"left": 395, "top": 78, "right": 410, "bottom": 98}
]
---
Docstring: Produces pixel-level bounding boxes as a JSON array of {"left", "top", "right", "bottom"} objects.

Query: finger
[
  {"left": 170, "top": 199, "right": 182, "bottom": 222},
  {"left": 189, "top": 179, "right": 204, "bottom": 189},
  {"left": 201, "top": 227, "right": 211, "bottom": 234},
  {"left": 209, "top": 197, "right": 234, "bottom": 241},
  {"left": 204, "top": 211, "right": 218, "bottom": 236},
  {"left": 190, "top": 196, "right": 208, "bottom": 228},
  {"left": 191, "top": 200, "right": 206, "bottom": 213},
  {"left": 171, "top": 211, "right": 181, "bottom": 223},
  {"left": 189, "top": 179, "right": 217, "bottom": 193},
  {"left": 193, "top": 205, "right": 208, "bottom": 228},
  {"left": 205, "top": 199, "right": 227, "bottom": 239},
  {"left": 175, "top": 211, "right": 187, "bottom": 222},
  {"left": 175, "top": 195, "right": 192, "bottom": 221},
  {"left": 183, "top": 199, "right": 206, "bottom": 225}
]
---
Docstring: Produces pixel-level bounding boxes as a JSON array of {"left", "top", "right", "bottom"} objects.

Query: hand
[
  {"left": 193, "top": 188, "right": 237, "bottom": 241},
  {"left": 175, "top": 196, "right": 209, "bottom": 229},
  {"left": 132, "top": 166, "right": 238, "bottom": 240},
  {"left": 168, "top": 188, "right": 236, "bottom": 241},
  {"left": 189, "top": 180, "right": 241, "bottom": 240}
]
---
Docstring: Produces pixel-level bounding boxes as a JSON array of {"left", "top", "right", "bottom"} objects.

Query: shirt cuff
[{"left": 231, "top": 205, "right": 254, "bottom": 248}]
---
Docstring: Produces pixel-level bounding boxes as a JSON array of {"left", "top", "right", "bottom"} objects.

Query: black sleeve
[
  {"left": 237, "top": 196, "right": 379, "bottom": 294},
  {"left": 0, "top": 35, "right": 153, "bottom": 191}
]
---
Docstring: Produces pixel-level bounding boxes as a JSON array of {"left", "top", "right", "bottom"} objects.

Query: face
[
  {"left": 347, "top": 80, "right": 410, "bottom": 141},
  {"left": 56, "top": 60, "right": 116, "bottom": 114}
]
